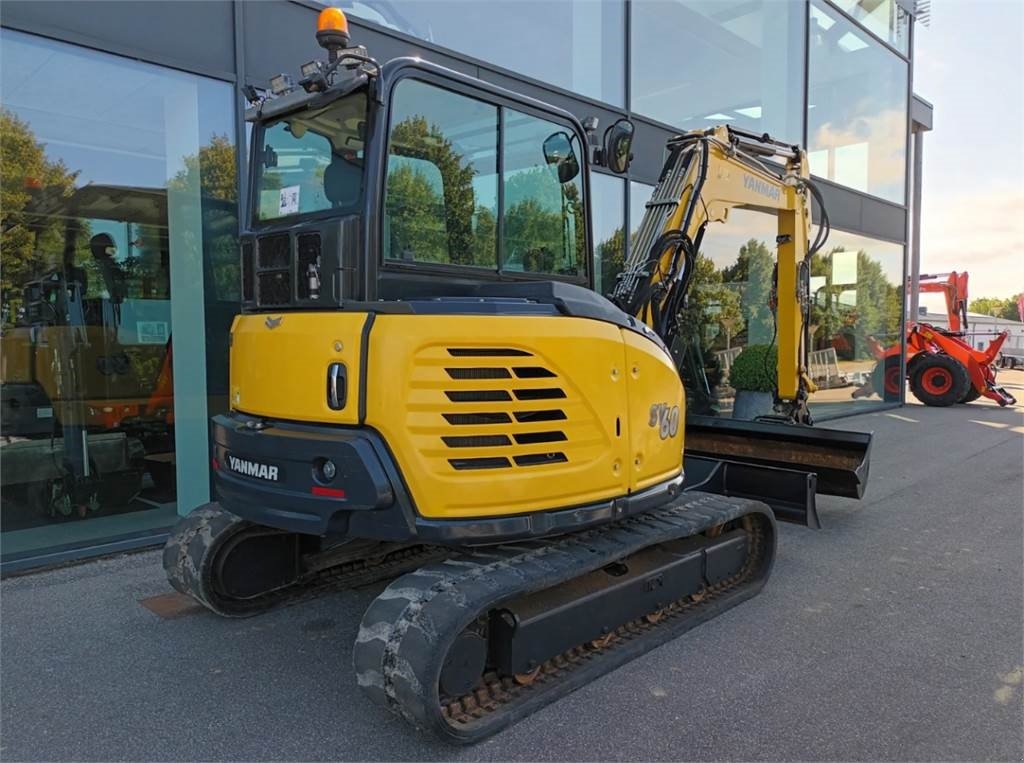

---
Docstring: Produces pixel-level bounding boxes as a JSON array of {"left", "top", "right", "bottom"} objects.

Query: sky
[{"left": 914, "top": 0, "right": 1024, "bottom": 303}]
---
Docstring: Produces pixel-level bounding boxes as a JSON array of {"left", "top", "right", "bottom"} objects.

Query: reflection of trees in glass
[
  {"left": 168, "top": 133, "right": 238, "bottom": 301},
  {"left": 1, "top": 108, "right": 81, "bottom": 326},
  {"left": 595, "top": 226, "right": 625, "bottom": 296},
  {"left": 387, "top": 115, "right": 493, "bottom": 267},
  {"left": 720, "top": 239, "right": 775, "bottom": 345},
  {"left": 810, "top": 248, "right": 900, "bottom": 359},
  {"left": 504, "top": 167, "right": 584, "bottom": 275}
]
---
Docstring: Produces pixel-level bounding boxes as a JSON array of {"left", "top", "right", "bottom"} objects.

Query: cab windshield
[{"left": 253, "top": 90, "right": 368, "bottom": 223}]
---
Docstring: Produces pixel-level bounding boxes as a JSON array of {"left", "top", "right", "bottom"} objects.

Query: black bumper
[{"left": 211, "top": 412, "right": 683, "bottom": 544}]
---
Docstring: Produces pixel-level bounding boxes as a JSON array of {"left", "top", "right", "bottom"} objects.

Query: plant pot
[{"left": 732, "top": 390, "right": 774, "bottom": 420}]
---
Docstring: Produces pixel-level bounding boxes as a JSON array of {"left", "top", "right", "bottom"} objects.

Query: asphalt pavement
[{"left": 2, "top": 379, "right": 1022, "bottom": 762}]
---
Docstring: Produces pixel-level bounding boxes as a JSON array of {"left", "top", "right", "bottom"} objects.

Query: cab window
[
  {"left": 254, "top": 91, "right": 367, "bottom": 222},
  {"left": 383, "top": 79, "right": 498, "bottom": 267},
  {"left": 383, "top": 78, "right": 586, "bottom": 279},
  {"left": 502, "top": 109, "right": 585, "bottom": 278}
]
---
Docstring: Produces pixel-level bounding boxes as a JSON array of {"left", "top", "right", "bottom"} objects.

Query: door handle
[{"left": 327, "top": 362, "right": 347, "bottom": 410}]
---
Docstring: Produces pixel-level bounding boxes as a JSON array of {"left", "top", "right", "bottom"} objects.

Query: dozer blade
[{"left": 684, "top": 415, "right": 872, "bottom": 500}]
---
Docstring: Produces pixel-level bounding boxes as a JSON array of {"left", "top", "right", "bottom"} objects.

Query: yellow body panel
[
  {"left": 621, "top": 329, "right": 685, "bottom": 492},
  {"left": 230, "top": 312, "right": 367, "bottom": 425},
  {"left": 229, "top": 311, "right": 685, "bottom": 520}
]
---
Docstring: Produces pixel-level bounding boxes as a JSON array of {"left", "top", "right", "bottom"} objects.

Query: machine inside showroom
[{"left": 164, "top": 8, "right": 872, "bottom": 743}]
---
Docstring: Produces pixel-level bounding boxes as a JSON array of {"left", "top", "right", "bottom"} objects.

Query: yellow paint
[
  {"left": 233, "top": 311, "right": 685, "bottom": 520},
  {"left": 230, "top": 312, "right": 366, "bottom": 425},
  {"left": 365, "top": 315, "right": 683, "bottom": 518}
]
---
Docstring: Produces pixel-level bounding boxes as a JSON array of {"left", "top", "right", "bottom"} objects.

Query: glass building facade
[{"left": 0, "top": 0, "right": 920, "bottom": 569}]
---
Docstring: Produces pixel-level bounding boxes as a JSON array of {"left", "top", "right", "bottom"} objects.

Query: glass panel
[
  {"left": 630, "top": 0, "right": 804, "bottom": 143},
  {"left": 502, "top": 110, "right": 586, "bottom": 278},
  {"left": 667, "top": 211, "right": 905, "bottom": 418},
  {"left": 678, "top": 210, "right": 781, "bottom": 417},
  {"left": 383, "top": 80, "right": 498, "bottom": 267},
  {"left": 827, "top": 0, "right": 910, "bottom": 54},
  {"left": 0, "top": 30, "right": 237, "bottom": 561},
  {"left": 590, "top": 174, "right": 625, "bottom": 296},
  {"left": 629, "top": 181, "right": 655, "bottom": 256},
  {"left": 808, "top": 228, "right": 905, "bottom": 417},
  {"left": 254, "top": 92, "right": 368, "bottom": 222},
  {"left": 808, "top": 1, "right": 909, "bottom": 203},
  {"left": 336, "top": 1, "right": 625, "bottom": 105}
]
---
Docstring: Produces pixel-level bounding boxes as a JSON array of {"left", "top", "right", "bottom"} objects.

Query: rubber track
[
  {"left": 353, "top": 491, "right": 776, "bottom": 743},
  {"left": 162, "top": 504, "right": 445, "bottom": 617}
]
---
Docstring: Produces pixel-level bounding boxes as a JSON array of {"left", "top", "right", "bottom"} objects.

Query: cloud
[
  {"left": 920, "top": 185, "right": 1024, "bottom": 298},
  {"left": 811, "top": 107, "right": 908, "bottom": 196}
]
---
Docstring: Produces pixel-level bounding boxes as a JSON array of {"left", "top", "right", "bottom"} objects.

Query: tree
[
  {"left": 168, "top": 133, "right": 239, "bottom": 300},
  {"left": 387, "top": 115, "right": 485, "bottom": 266},
  {"left": 720, "top": 238, "right": 775, "bottom": 345},
  {"left": 1, "top": 108, "right": 81, "bottom": 326},
  {"left": 595, "top": 226, "right": 625, "bottom": 296},
  {"left": 809, "top": 247, "right": 901, "bottom": 359},
  {"left": 969, "top": 296, "right": 1022, "bottom": 321}
]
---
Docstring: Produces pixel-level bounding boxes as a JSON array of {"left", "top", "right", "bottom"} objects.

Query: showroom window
[
  {"left": 630, "top": 0, "right": 805, "bottom": 144},
  {"left": 649, "top": 207, "right": 905, "bottom": 420},
  {"left": 0, "top": 30, "right": 237, "bottom": 564},
  {"left": 336, "top": 0, "right": 625, "bottom": 105},
  {"left": 590, "top": 173, "right": 625, "bottom": 296},
  {"left": 808, "top": 1, "right": 909, "bottom": 203},
  {"left": 828, "top": 0, "right": 910, "bottom": 54},
  {"left": 806, "top": 228, "right": 905, "bottom": 415}
]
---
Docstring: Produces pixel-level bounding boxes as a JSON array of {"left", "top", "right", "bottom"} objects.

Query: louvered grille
[
  {"left": 258, "top": 234, "right": 290, "bottom": 269},
  {"left": 410, "top": 347, "right": 574, "bottom": 471},
  {"left": 255, "top": 233, "right": 292, "bottom": 307},
  {"left": 257, "top": 271, "right": 291, "bottom": 306}
]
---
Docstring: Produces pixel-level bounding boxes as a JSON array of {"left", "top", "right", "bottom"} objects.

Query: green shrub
[{"left": 729, "top": 344, "right": 777, "bottom": 392}]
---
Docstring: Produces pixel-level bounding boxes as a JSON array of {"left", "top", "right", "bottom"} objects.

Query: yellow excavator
[{"left": 165, "top": 8, "right": 871, "bottom": 743}]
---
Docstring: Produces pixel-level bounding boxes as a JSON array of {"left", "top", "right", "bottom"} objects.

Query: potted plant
[{"left": 728, "top": 343, "right": 777, "bottom": 420}]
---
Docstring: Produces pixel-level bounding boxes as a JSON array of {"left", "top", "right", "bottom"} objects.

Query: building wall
[{"left": 0, "top": 0, "right": 917, "bottom": 569}]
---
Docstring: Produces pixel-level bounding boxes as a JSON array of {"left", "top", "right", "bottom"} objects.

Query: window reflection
[
  {"left": 667, "top": 209, "right": 904, "bottom": 419},
  {"left": 0, "top": 30, "right": 237, "bottom": 560},
  {"left": 383, "top": 80, "right": 498, "bottom": 267},
  {"left": 336, "top": 0, "right": 625, "bottom": 105},
  {"left": 502, "top": 110, "right": 585, "bottom": 278},
  {"left": 590, "top": 174, "right": 625, "bottom": 296},
  {"left": 808, "top": 1, "right": 909, "bottom": 203},
  {"left": 829, "top": 0, "right": 910, "bottom": 54},
  {"left": 383, "top": 79, "right": 588, "bottom": 279},
  {"left": 631, "top": 0, "right": 804, "bottom": 143}
]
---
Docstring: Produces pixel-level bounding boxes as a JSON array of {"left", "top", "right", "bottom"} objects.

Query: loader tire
[
  {"left": 870, "top": 356, "right": 902, "bottom": 401},
  {"left": 959, "top": 386, "right": 982, "bottom": 404},
  {"left": 909, "top": 354, "right": 970, "bottom": 407}
]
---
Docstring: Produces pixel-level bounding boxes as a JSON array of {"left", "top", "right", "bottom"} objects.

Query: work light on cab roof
[{"left": 255, "top": 6, "right": 377, "bottom": 102}]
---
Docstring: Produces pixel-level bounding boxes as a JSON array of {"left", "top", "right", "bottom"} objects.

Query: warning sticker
[
  {"left": 279, "top": 185, "right": 300, "bottom": 216},
  {"left": 137, "top": 321, "right": 170, "bottom": 344}
]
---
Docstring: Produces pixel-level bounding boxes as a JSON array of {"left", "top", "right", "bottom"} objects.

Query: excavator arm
[{"left": 612, "top": 125, "right": 830, "bottom": 423}]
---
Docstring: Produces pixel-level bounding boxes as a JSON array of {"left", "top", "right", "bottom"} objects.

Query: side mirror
[
  {"left": 542, "top": 131, "right": 581, "bottom": 184},
  {"left": 262, "top": 144, "right": 278, "bottom": 168},
  {"left": 603, "top": 118, "right": 634, "bottom": 174}
]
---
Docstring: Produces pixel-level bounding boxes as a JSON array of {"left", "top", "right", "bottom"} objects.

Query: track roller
[{"left": 353, "top": 491, "right": 776, "bottom": 743}]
